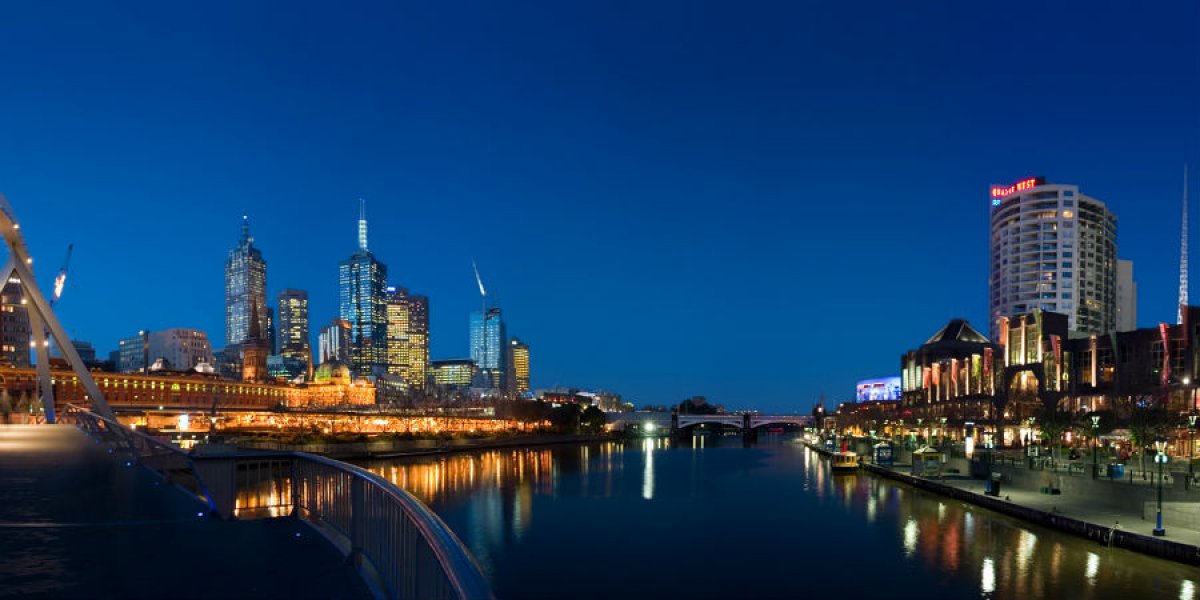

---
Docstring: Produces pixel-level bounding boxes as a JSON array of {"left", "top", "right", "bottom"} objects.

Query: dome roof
[{"left": 314, "top": 360, "right": 351, "bottom": 383}]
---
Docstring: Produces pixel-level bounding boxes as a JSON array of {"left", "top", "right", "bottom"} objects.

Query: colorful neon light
[{"left": 990, "top": 177, "right": 1041, "bottom": 204}]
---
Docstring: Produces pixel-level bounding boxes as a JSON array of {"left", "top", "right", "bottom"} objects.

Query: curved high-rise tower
[{"left": 988, "top": 177, "right": 1117, "bottom": 338}]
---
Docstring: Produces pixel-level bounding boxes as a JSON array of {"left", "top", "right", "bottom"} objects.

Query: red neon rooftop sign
[{"left": 993, "top": 176, "right": 1041, "bottom": 200}]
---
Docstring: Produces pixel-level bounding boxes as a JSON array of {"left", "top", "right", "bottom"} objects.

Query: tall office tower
[
  {"left": 339, "top": 200, "right": 388, "bottom": 377},
  {"left": 385, "top": 287, "right": 430, "bottom": 390},
  {"left": 0, "top": 276, "right": 30, "bottom": 367},
  {"left": 507, "top": 337, "right": 530, "bottom": 394},
  {"left": 147, "top": 328, "right": 214, "bottom": 370},
  {"left": 1116, "top": 259, "right": 1137, "bottom": 332},
  {"left": 225, "top": 216, "right": 268, "bottom": 348},
  {"left": 469, "top": 307, "right": 506, "bottom": 388},
  {"left": 989, "top": 177, "right": 1117, "bottom": 338},
  {"left": 278, "top": 289, "right": 311, "bottom": 376},
  {"left": 318, "top": 318, "right": 352, "bottom": 365}
]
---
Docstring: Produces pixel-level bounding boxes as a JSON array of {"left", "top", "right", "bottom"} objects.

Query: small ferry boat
[{"left": 831, "top": 451, "right": 859, "bottom": 473}]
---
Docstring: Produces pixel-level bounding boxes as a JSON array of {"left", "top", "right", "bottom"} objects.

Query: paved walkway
[
  {"left": 887, "top": 463, "right": 1200, "bottom": 549},
  {"left": 0, "top": 424, "right": 372, "bottom": 599}
]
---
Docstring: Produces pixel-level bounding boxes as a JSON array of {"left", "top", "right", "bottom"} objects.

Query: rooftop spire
[
  {"left": 1180, "top": 164, "right": 1189, "bottom": 325},
  {"left": 357, "top": 198, "right": 368, "bottom": 251},
  {"left": 240, "top": 214, "right": 251, "bottom": 245}
]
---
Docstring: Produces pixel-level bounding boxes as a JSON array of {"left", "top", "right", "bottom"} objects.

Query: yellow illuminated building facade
[
  {"left": 508, "top": 338, "right": 529, "bottom": 394},
  {"left": 385, "top": 288, "right": 429, "bottom": 390}
]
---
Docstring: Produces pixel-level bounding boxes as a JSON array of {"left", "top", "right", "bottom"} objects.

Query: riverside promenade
[
  {"left": 0, "top": 424, "right": 372, "bottom": 600},
  {"left": 807, "top": 439, "right": 1200, "bottom": 565}
]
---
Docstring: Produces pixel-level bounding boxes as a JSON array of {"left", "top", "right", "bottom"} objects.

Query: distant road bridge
[{"left": 607, "top": 413, "right": 813, "bottom": 433}]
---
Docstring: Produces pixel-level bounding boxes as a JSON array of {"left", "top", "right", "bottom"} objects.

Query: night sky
[{"left": 1, "top": 2, "right": 1198, "bottom": 413}]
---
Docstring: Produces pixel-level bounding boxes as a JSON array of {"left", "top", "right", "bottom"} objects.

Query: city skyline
[{"left": 3, "top": 3, "right": 1200, "bottom": 411}]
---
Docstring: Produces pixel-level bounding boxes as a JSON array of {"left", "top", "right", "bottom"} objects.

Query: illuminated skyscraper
[
  {"left": 339, "top": 201, "right": 388, "bottom": 377},
  {"left": 278, "top": 289, "right": 311, "bottom": 376},
  {"left": 0, "top": 277, "right": 30, "bottom": 367},
  {"left": 989, "top": 177, "right": 1117, "bottom": 337},
  {"left": 385, "top": 287, "right": 429, "bottom": 390},
  {"left": 507, "top": 337, "right": 529, "bottom": 394},
  {"left": 225, "top": 217, "right": 268, "bottom": 347},
  {"left": 469, "top": 307, "right": 505, "bottom": 388}
]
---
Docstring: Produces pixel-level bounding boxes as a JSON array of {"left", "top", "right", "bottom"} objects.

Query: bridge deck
[{"left": 0, "top": 424, "right": 372, "bottom": 600}]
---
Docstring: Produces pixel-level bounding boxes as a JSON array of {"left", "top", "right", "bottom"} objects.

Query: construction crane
[{"left": 51, "top": 244, "right": 73, "bottom": 306}]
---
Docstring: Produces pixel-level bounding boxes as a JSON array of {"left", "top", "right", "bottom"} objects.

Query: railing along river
[{"left": 67, "top": 405, "right": 493, "bottom": 600}]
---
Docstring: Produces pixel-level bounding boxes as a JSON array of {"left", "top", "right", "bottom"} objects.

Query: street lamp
[
  {"left": 1091, "top": 415, "right": 1101, "bottom": 480},
  {"left": 1153, "top": 439, "right": 1168, "bottom": 537},
  {"left": 1189, "top": 414, "right": 1197, "bottom": 490},
  {"left": 940, "top": 416, "right": 948, "bottom": 448}
]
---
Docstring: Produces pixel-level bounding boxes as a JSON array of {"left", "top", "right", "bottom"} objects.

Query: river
[{"left": 360, "top": 434, "right": 1197, "bottom": 600}]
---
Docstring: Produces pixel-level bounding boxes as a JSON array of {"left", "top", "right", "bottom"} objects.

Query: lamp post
[
  {"left": 940, "top": 416, "right": 948, "bottom": 449},
  {"left": 1189, "top": 414, "right": 1197, "bottom": 490},
  {"left": 1091, "top": 415, "right": 1101, "bottom": 480},
  {"left": 1153, "top": 439, "right": 1168, "bottom": 537}
]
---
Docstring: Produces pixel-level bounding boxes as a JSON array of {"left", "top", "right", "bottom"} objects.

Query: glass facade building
[
  {"left": 431, "top": 359, "right": 476, "bottom": 387},
  {"left": 339, "top": 202, "right": 388, "bottom": 377},
  {"left": 278, "top": 289, "right": 311, "bottom": 376},
  {"left": 225, "top": 217, "right": 268, "bottom": 348},
  {"left": 385, "top": 288, "right": 430, "bottom": 390},
  {"left": 469, "top": 307, "right": 505, "bottom": 388}
]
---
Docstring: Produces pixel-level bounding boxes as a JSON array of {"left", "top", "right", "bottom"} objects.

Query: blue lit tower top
[{"left": 470, "top": 307, "right": 506, "bottom": 388}]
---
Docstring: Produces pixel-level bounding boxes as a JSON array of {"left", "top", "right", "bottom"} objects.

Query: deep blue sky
[{"left": 1, "top": 2, "right": 1198, "bottom": 413}]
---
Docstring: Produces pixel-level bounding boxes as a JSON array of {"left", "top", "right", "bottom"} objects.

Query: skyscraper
[
  {"left": 0, "top": 276, "right": 30, "bottom": 367},
  {"left": 470, "top": 307, "right": 505, "bottom": 388},
  {"left": 989, "top": 177, "right": 1118, "bottom": 337},
  {"left": 339, "top": 200, "right": 389, "bottom": 377},
  {"left": 385, "top": 287, "right": 430, "bottom": 390},
  {"left": 507, "top": 337, "right": 530, "bottom": 394},
  {"left": 225, "top": 217, "right": 268, "bottom": 348},
  {"left": 278, "top": 289, "right": 311, "bottom": 376}
]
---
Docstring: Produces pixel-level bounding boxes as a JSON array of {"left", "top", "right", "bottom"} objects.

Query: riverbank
[
  {"left": 803, "top": 441, "right": 1200, "bottom": 566},
  {"left": 233, "top": 432, "right": 617, "bottom": 459}
]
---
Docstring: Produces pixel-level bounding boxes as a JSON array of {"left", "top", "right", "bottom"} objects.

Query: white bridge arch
[{"left": 0, "top": 195, "right": 114, "bottom": 422}]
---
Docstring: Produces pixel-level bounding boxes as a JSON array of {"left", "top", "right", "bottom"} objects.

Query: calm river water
[{"left": 360, "top": 435, "right": 1197, "bottom": 600}]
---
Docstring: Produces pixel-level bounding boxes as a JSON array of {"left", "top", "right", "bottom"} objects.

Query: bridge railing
[{"left": 66, "top": 405, "right": 494, "bottom": 600}]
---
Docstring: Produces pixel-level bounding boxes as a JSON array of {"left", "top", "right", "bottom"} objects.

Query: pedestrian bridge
[{"left": 607, "top": 413, "right": 813, "bottom": 432}]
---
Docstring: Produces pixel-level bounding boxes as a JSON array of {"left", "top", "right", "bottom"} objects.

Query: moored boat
[{"left": 831, "top": 451, "right": 859, "bottom": 472}]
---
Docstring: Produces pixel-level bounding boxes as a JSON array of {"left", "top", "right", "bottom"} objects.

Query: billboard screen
[{"left": 856, "top": 376, "right": 901, "bottom": 402}]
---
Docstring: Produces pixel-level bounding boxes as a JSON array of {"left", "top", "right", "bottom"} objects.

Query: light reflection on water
[{"left": 328, "top": 439, "right": 1195, "bottom": 600}]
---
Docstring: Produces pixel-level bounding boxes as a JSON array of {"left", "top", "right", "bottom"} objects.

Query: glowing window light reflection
[
  {"left": 981, "top": 557, "right": 995, "bottom": 594},
  {"left": 1016, "top": 530, "right": 1038, "bottom": 567},
  {"left": 902, "top": 519, "right": 918, "bottom": 557},
  {"left": 1182, "top": 580, "right": 1196, "bottom": 600},
  {"left": 1085, "top": 552, "right": 1099, "bottom": 583}
]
